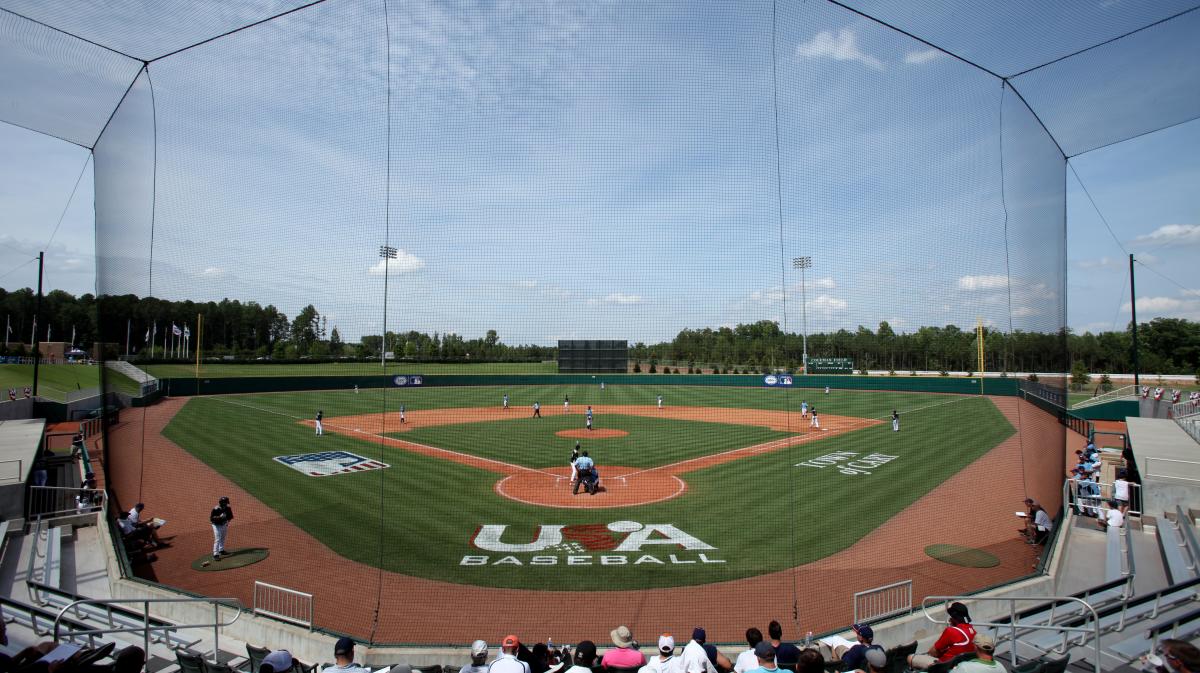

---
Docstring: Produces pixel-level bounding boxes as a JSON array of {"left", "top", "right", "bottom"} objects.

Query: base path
[
  {"left": 315, "top": 405, "right": 879, "bottom": 508},
  {"left": 556, "top": 428, "right": 628, "bottom": 439},
  {"left": 104, "top": 395, "right": 1061, "bottom": 644}
]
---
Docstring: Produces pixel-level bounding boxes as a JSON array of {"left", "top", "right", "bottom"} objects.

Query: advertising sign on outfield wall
[
  {"left": 763, "top": 374, "right": 793, "bottom": 387},
  {"left": 393, "top": 375, "right": 424, "bottom": 387}
]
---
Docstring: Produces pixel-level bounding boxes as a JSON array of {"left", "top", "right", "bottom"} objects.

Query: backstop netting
[{"left": 6, "top": 0, "right": 1191, "bottom": 648}]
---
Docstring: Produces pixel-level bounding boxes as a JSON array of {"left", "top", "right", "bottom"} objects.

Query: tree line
[{"left": 0, "top": 288, "right": 1197, "bottom": 376}]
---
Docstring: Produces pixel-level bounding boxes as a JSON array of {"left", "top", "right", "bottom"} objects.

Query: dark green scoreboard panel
[{"left": 557, "top": 340, "right": 628, "bottom": 373}]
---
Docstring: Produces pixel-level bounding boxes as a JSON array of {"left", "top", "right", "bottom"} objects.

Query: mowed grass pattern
[
  {"left": 162, "top": 386, "right": 1013, "bottom": 589},
  {"left": 394, "top": 414, "right": 795, "bottom": 469},
  {"left": 0, "top": 363, "right": 141, "bottom": 402}
]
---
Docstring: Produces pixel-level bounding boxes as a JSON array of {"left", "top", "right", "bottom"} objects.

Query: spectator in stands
[
  {"left": 734, "top": 628, "right": 764, "bottom": 673},
  {"left": 1019, "top": 501, "right": 1052, "bottom": 544},
  {"left": 565, "top": 642, "right": 598, "bottom": 673},
  {"left": 767, "top": 621, "right": 801, "bottom": 670},
  {"left": 1113, "top": 470, "right": 1131, "bottom": 513},
  {"left": 908, "top": 602, "right": 976, "bottom": 670},
  {"left": 490, "top": 636, "right": 531, "bottom": 673},
  {"left": 796, "top": 649, "right": 824, "bottom": 673},
  {"left": 603, "top": 626, "right": 646, "bottom": 669},
  {"left": 639, "top": 635, "right": 677, "bottom": 673},
  {"left": 530, "top": 643, "right": 552, "bottom": 673},
  {"left": 462, "top": 641, "right": 489, "bottom": 673},
  {"left": 747, "top": 642, "right": 779, "bottom": 673},
  {"left": 1097, "top": 500, "right": 1125, "bottom": 530},
  {"left": 260, "top": 650, "right": 294, "bottom": 673},
  {"left": 833, "top": 624, "right": 883, "bottom": 672},
  {"left": 681, "top": 628, "right": 716, "bottom": 673},
  {"left": 949, "top": 634, "right": 1001, "bottom": 673},
  {"left": 323, "top": 637, "right": 369, "bottom": 673},
  {"left": 1160, "top": 639, "right": 1200, "bottom": 673},
  {"left": 855, "top": 648, "right": 887, "bottom": 673}
]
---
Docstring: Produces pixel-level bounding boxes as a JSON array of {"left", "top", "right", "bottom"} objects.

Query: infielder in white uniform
[
  {"left": 315, "top": 410, "right": 323, "bottom": 436},
  {"left": 564, "top": 396, "right": 570, "bottom": 413},
  {"left": 657, "top": 395, "right": 663, "bottom": 410},
  {"left": 810, "top": 407, "right": 820, "bottom": 429},
  {"left": 503, "top": 393, "right": 509, "bottom": 410},
  {"left": 891, "top": 410, "right": 899, "bottom": 432}
]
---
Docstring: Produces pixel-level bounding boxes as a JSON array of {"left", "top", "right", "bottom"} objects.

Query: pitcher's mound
[{"left": 556, "top": 429, "right": 628, "bottom": 439}]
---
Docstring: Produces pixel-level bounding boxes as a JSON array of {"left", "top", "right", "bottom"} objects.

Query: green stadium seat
[{"left": 246, "top": 645, "right": 270, "bottom": 673}]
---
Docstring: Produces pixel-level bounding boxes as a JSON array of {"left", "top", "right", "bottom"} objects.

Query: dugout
[{"left": 557, "top": 340, "right": 628, "bottom": 373}]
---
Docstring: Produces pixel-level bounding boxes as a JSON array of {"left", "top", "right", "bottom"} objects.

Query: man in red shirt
[{"left": 908, "top": 602, "right": 976, "bottom": 669}]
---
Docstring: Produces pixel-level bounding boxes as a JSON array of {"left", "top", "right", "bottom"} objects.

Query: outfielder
[
  {"left": 503, "top": 393, "right": 509, "bottom": 410},
  {"left": 210, "top": 496, "right": 233, "bottom": 560},
  {"left": 824, "top": 386, "right": 830, "bottom": 395},
  {"left": 533, "top": 401, "right": 541, "bottom": 418},
  {"left": 892, "top": 410, "right": 900, "bottom": 432},
  {"left": 315, "top": 410, "right": 323, "bottom": 436},
  {"left": 399, "top": 404, "right": 406, "bottom": 424},
  {"left": 657, "top": 394, "right": 663, "bottom": 410},
  {"left": 810, "top": 407, "right": 820, "bottom": 429}
]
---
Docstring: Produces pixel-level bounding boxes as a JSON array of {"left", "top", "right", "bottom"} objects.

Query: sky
[{"left": 1, "top": 1, "right": 1197, "bottom": 346}]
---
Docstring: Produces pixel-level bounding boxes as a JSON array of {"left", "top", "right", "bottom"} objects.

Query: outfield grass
[
  {"left": 143, "top": 361, "right": 557, "bottom": 378},
  {"left": 395, "top": 414, "right": 795, "bottom": 469},
  {"left": 0, "top": 364, "right": 141, "bottom": 402},
  {"left": 163, "top": 386, "right": 1013, "bottom": 590}
]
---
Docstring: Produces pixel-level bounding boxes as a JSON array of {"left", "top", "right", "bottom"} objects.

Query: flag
[
  {"left": 184, "top": 325, "right": 191, "bottom": 338},
  {"left": 145, "top": 328, "right": 150, "bottom": 342},
  {"left": 172, "top": 324, "right": 182, "bottom": 336}
]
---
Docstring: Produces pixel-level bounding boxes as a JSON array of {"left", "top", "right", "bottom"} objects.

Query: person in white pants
[
  {"left": 210, "top": 496, "right": 233, "bottom": 560},
  {"left": 315, "top": 410, "right": 323, "bottom": 436},
  {"left": 810, "top": 408, "right": 820, "bottom": 429}
]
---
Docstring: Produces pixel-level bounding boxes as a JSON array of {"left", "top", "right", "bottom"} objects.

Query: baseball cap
[
  {"left": 974, "top": 634, "right": 995, "bottom": 653},
  {"left": 503, "top": 635, "right": 519, "bottom": 649},
  {"left": 471, "top": 640, "right": 489, "bottom": 657},
  {"left": 658, "top": 635, "right": 675, "bottom": 653},
  {"left": 948, "top": 602, "right": 971, "bottom": 622},
  {"left": 692, "top": 627, "right": 706, "bottom": 643},
  {"left": 852, "top": 624, "right": 874, "bottom": 640},
  {"left": 575, "top": 640, "right": 597, "bottom": 662},
  {"left": 865, "top": 649, "right": 887, "bottom": 669},
  {"left": 335, "top": 637, "right": 355, "bottom": 655},
  {"left": 261, "top": 650, "right": 293, "bottom": 673},
  {"left": 219, "top": 496, "right": 230, "bottom": 504},
  {"left": 754, "top": 642, "right": 777, "bottom": 659}
]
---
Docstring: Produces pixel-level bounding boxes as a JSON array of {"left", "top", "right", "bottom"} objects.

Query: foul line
[{"left": 200, "top": 395, "right": 554, "bottom": 478}]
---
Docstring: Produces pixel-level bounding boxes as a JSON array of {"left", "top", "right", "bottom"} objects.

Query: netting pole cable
[
  {"left": 1067, "top": 162, "right": 1128, "bottom": 255},
  {"left": 145, "top": 0, "right": 331, "bottom": 65},
  {"left": 135, "top": 63, "right": 161, "bottom": 505},
  {"left": 997, "top": 81, "right": 1031, "bottom": 500},
  {"left": 43, "top": 154, "right": 93, "bottom": 251},
  {"left": 770, "top": 0, "right": 800, "bottom": 629},
  {"left": 369, "top": 0, "right": 392, "bottom": 646}
]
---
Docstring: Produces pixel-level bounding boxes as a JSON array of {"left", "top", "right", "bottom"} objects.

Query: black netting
[{"left": 0, "top": 9, "right": 141, "bottom": 146}]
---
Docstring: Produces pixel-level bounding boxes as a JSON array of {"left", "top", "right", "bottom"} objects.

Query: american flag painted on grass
[{"left": 274, "top": 451, "right": 390, "bottom": 477}]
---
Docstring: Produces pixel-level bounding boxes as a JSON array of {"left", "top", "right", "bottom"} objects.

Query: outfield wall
[{"left": 158, "top": 373, "right": 1021, "bottom": 397}]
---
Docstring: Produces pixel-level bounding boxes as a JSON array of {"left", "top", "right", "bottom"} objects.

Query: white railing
[
  {"left": 922, "top": 595, "right": 1102, "bottom": 673},
  {"left": 0, "top": 458, "right": 24, "bottom": 484},
  {"left": 853, "top": 579, "right": 912, "bottom": 624},
  {"left": 1072, "top": 385, "right": 1137, "bottom": 410},
  {"left": 1067, "top": 479, "right": 1141, "bottom": 517},
  {"left": 27, "top": 486, "right": 105, "bottom": 522},
  {"left": 53, "top": 597, "right": 243, "bottom": 663},
  {"left": 253, "top": 581, "right": 314, "bottom": 629},
  {"left": 1171, "top": 400, "right": 1199, "bottom": 418},
  {"left": 1145, "top": 457, "right": 1200, "bottom": 483}
]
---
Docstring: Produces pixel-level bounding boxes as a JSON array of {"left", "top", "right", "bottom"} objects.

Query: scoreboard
[
  {"left": 557, "top": 340, "right": 628, "bottom": 373},
  {"left": 807, "top": 357, "right": 854, "bottom": 374}
]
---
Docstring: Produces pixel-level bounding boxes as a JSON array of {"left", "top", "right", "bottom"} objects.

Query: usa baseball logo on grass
[
  {"left": 461, "top": 521, "right": 726, "bottom": 567},
  {"left": 274, "top": 451, "right": 389, "bottom": 477}
]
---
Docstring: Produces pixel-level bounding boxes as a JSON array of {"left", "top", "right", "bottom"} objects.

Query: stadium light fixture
[
  {"left": 380, "top": 245, "right": 398, "bottom": 368},
  {"left": 792, "top": 256, "right": 811, "bottom": 375}
]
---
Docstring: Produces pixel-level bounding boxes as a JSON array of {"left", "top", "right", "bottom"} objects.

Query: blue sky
[{"left": 1, "top": 1, "right": 1197, "bottom": 346}]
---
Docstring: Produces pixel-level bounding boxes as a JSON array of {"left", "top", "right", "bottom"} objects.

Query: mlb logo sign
[{"left": 274, "top": 451, "right": 389, "bottom": 477}]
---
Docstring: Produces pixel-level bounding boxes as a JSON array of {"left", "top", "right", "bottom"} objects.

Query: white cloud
[
  {"left": 750, "top": 287, "right": 785, "bottom": 304},
  {"left": 810, "top": 295, "right": 848, "bottom": 311},
  {"left": 1132, "top": 224, "right": 1200, "bottom": 247},
  {"left": 367, "top": 249, "right": 425, "bottom": 275},
  {"left": 200, "top": 267, "right": 225, "bottom": 277},
  {"left": 795, "top": 29, "right": 884, "bottom": 71},
  {"left": 1011, "top": 306, "right": 1037, "bottom": 317},
  {"left": 1122, "top": 296, "right": 1182, "bottom": 312},
  {"left": 603, "top": 293, "right": 644, "bottom": 305},
  {"left": 903, "top": 49, "right": 941, "bottom": 65},
  {"left": 957, "top": 275, "right": 1009, "bottom": 291}
]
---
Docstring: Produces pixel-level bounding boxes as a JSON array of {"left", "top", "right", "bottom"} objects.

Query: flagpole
[
  {"left": 195, "top": 314, "right": 202, "bottom": 378},
  {"left": 126, "top": 319, "right": 131, "bottom": 358},
  {"left": 4, "top": 314, "right": 9, "bottom": 348}
]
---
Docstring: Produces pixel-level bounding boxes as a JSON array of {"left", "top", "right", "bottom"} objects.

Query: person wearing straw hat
[
  {"left": 950, "top": 634, "right": 1004, "bottom": 673},
  {"left": 603, "top": 626, "right": 646, "bottom": 669}
]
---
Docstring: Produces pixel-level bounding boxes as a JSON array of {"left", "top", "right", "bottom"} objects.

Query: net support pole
[
  {"left": 977, "top": 317, "right": 985, "bottom": 395},
  {"left": 32, "top": 252, "right": 44, "bottom": 396},
  {"left": 1129, "top": 254, "right": 1139, "bottom": 388}
]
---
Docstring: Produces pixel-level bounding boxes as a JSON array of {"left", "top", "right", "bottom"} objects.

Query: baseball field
[{"left": 151, "top": 384, "right": 1014, "bottom": 590}]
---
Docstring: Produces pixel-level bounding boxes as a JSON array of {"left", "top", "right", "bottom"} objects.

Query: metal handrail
[
  {"left": 922, "top": 595, "right": 1102, "bottom": 673},
  {"left": 1123, "top": 523, "right": 1136, "bottom": 578},
  {"left": 1174, "top": 507, "right": 1200, "bottom": 575},
  {"left": 25, "top": 518, "right": 50, "bottom": 605},
  {"left": 53, "top": 597, "right": 243, "bottom": 663}
]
